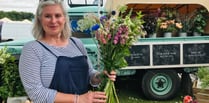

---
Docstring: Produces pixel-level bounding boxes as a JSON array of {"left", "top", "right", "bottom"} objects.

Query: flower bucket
[
  {"left": 164, "top": 32, "right": 172, "bottom": 38},
  {"left": 179, "top": 32, "right": 187, "bottom": 37},
  {"left": 193, "top": 32, "right": 201, "bottom": 36},
  {"left": 149, "top": 33, "right": 157, "bottom": 38},
  {"left": 7, "top": 96, "right": 28, "bottom": 103}
]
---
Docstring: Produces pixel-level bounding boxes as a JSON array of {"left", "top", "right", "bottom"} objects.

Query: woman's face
[{"left": 40, "top": 4, "right": 66, "bottom": 37}]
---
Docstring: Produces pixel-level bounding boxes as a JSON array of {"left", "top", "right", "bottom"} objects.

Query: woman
[{"left": 19, "top": 0, "right": 116, "bottom": 102}]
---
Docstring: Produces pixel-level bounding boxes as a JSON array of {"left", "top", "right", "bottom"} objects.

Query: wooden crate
[{"left": 193, "top": 88, "right": 209, "bottom": 103}]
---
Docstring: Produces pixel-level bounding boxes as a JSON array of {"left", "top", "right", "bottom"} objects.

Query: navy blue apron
[{"left": 37, "top": 38, "right": 89, "bottom": 95}]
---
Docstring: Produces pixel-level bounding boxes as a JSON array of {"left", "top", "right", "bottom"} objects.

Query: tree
[{"left": 0, "top": 11, "right": 34, "bottom": 21}]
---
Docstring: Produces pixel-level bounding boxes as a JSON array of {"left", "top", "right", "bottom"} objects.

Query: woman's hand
[
  {"left": 104, "top": 70, "right": 117, "bottom": 81},
  {"left": 79, "top": 91, "right": 107, "bottom": 103},
  {"left": 90, "top": 70, "right": 117, "bottom": 85}
]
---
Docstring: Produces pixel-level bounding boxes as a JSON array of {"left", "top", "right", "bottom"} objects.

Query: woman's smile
[{"left": 48, "top": 25, "right": 58, "bottom": 30}]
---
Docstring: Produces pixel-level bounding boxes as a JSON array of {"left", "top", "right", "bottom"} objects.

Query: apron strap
[
  {"left": 36, "top": 38, "right": 84, "bottom": 57},
  {"left": 70, "top": 37, "right": 84, "bottom": 55},
  {"left": 36, "top": 40, "right": 58, "bottom": 58}
]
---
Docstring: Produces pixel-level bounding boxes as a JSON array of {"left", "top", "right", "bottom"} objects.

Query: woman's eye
[
  {"left": 44, "top": 15, "right": 51, "bottom": 18},
  {"left": 42, "top": 14, "right": 63, "bottom": 19},
  {"left": 55, "top": 14, "right": 62, "bottom": 18},
  {"left": 45, "top": 15, "right": 51, "bottom": 18}
]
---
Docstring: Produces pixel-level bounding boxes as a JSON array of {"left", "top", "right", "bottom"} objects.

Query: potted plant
[
  {"left": 177, "top": 23, "right": 187, "bottom": 37},
  {"left": 177, "top": 14, "right": 192, "bottom": 37},
  {"left": 159, "top": 18, "right": 181, "bottom": 37},
  {"left": 157, "top": 7, "right": 184, "bottom": 37},
  {"left": 144, "top": 15, "right": 158, "bottom": 38},
  {"left": 0, "top": 47, "right": 27, "bottom": 102},
  {"left": 191, "top": 8, "right": 208, "bottom": 36}
]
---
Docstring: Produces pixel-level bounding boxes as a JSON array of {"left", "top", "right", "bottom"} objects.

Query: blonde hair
[{"left": 33, "top": 0, "right": 71, "bottom": 40}]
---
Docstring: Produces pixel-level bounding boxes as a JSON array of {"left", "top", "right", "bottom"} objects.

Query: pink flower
[
  {"left": 114, "top": 35, "right": 119, "bottom": 44},
  {"left": 120, "top": 38, "right": 126, "bottom": 44},
  {"left": 183, "top": 95, "right": 193, "bottom": 103},
  {"left": 107, "top": 34, "right": 112, "bottom": 40},
  {"left": 102, "top": 38, "right": 107, "bottom": 44},
  {"left": 113, "top": 39, "right": 118, "bottom": 44}
]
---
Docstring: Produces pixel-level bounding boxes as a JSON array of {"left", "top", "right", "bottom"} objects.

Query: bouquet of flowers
[{"left": 77, "top": 6, "right": 145, "bottom": 103}]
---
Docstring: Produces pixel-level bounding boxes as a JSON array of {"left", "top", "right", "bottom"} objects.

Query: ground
[{"left": 116, "top": 76, "right": 183, "bottom": 103}]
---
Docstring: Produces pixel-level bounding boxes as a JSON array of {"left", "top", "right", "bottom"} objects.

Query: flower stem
[{"left": 104, "top": 79, "right": 120, "bottom": 103}]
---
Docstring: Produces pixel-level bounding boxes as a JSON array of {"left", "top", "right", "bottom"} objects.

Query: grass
[{"left": 115, "top": 76, "right": 183, "bottom": 103}]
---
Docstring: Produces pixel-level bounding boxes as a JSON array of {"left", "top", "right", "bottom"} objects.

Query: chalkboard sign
[
  {"left": 153, "top": 44, "right": 180, "bottom": 65},
  {"left": 183, "top": 43, "right": 209, "bottom": 64},
  {"left": 126, "top": 45, "right": 150, "bottom": 66}
]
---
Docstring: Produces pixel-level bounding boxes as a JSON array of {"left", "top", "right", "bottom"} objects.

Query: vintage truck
[{"left": 1, "top": 0, "right": 209, "bottom": 100}]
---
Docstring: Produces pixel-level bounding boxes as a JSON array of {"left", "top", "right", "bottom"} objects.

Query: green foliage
[
  {"left": 179, "top": 16, "right": 192, "bottom": 33},
  {"left": 0, "top": 11, "right": 34, "bottom": 21},
  {"left": 197, "top": 67, "right": 209, "bottom": 89},
  {"left": 76, "top": 13, "right": 99, "bottom": 32},
  {"left": 191, "top": 8, "right": 209, "bottom": 34},
  {"left": 0, "top": 47, "right": 26, "bottom": 100},
  {"left": 0, "top": 47, "right": 11, "bottom": 64},
  {"left": 162, "top": 7, "right": 177, "bottom": 20}
]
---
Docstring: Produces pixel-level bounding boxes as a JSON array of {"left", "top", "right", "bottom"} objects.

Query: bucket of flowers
[
  {"left": 158, "top": 18, "right": 182, "bottom": 37},
  {"left": 178, "top": 21, "right": 188, "bottom": 37},
  {"left": 77, "top": 6, "right": 145, "bottom": 103}
]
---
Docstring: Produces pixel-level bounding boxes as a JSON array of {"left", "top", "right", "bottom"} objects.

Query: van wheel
[{"left": 142, "top": 70, "right": 180, "bottom": 100}]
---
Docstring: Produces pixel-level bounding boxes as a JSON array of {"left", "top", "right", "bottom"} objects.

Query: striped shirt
[{"left": 19, "top": 37, "right": 97, "bottom": 103}]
